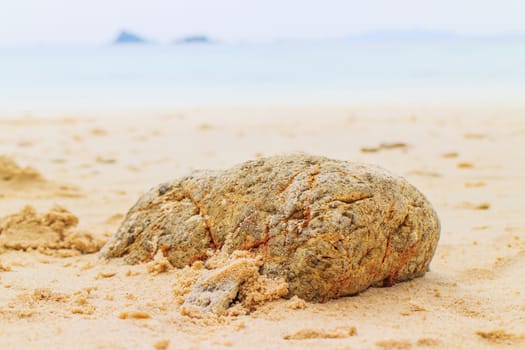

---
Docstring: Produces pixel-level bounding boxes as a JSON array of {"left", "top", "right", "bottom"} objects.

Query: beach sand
[{"left": 1, "top": 105, "right": 524, "bottom": 349}]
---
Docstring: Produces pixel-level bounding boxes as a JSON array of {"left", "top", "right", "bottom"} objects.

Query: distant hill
[
  {"left": 174, "top": 35, "right": 214, "bottom": 45},
  {"left": 354, "top": 30, "right": 459, "bottom": 41},
  {"left": 113, "top": 31, "right": 149, "bottom": 45},
  {"left": 348, "top": 30, "right": 525, "bottom": 42}
]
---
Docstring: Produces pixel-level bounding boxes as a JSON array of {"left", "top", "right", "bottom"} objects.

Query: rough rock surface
[
  {"left": 179, "top": 252, "right": 288, "bottom": 315},
  {"left": 101, "top": 154, "right": 440, "bottom": 302}
]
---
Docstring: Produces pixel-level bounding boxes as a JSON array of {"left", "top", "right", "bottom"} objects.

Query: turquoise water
[{"left": 1, "top": 39, "right": 524, "bottom": 114}]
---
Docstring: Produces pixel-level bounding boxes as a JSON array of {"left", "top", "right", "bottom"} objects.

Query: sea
[{"left": 1, "top": 39, "right": 524, "bottom": 115}]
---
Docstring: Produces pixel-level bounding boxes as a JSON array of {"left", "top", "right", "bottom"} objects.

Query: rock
[
  {"left": 178, "top": 252, "right": 288, "bottom": 315},
  {"left": 182, "top": 256, "right": 261, "bottom": 315},
  {"left": 101, "top": 154, "right": 440, "bottom": 302}
]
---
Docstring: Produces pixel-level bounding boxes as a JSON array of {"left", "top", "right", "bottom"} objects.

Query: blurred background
[{"left": 0, "top": 0, "right": 524, "bottom": 116}]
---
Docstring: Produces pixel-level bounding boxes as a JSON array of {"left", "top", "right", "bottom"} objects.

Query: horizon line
[{"left": 2, "top": 29, "right": 525, "bottom": 49}]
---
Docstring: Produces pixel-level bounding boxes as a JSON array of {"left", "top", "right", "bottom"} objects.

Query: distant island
[
  {"left": 112, "top": 30, "right": 149, "bottom": 45},
  {"left": 174, "top": 35, "right": 214, "bottom": 45}
]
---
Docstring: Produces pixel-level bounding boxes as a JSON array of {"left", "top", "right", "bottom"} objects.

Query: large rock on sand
[{"left": 101, "top": 154, "right": 440, "bottom": 302}]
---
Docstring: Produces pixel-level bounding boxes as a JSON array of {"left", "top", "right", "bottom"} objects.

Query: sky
[{"left": 1, "top": 0, "right": 524, "bottom": 46}]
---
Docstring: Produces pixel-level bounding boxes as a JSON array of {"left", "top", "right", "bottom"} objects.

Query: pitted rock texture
[{"left": 101, "top": 154, "right": 440, "bottom": 302}]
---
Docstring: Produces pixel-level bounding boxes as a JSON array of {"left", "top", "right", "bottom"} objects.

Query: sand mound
[
  {"left": 0, "top": 155, "right": 80, "bottom": 198},
  {"left": 0, "top": 205, "right": 105, "bottom": 256},
  {"left": 0, "top": 155, "right": 44, "bottom": 183}
]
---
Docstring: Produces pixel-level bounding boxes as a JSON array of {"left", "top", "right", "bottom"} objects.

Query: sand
[{"left": 0, "top": 105, "right": 524, "bottom": 349}]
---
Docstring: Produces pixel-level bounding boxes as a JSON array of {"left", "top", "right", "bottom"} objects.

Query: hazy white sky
[{"left": 1, "top": 0, "right": 524, "bottom": 46}]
